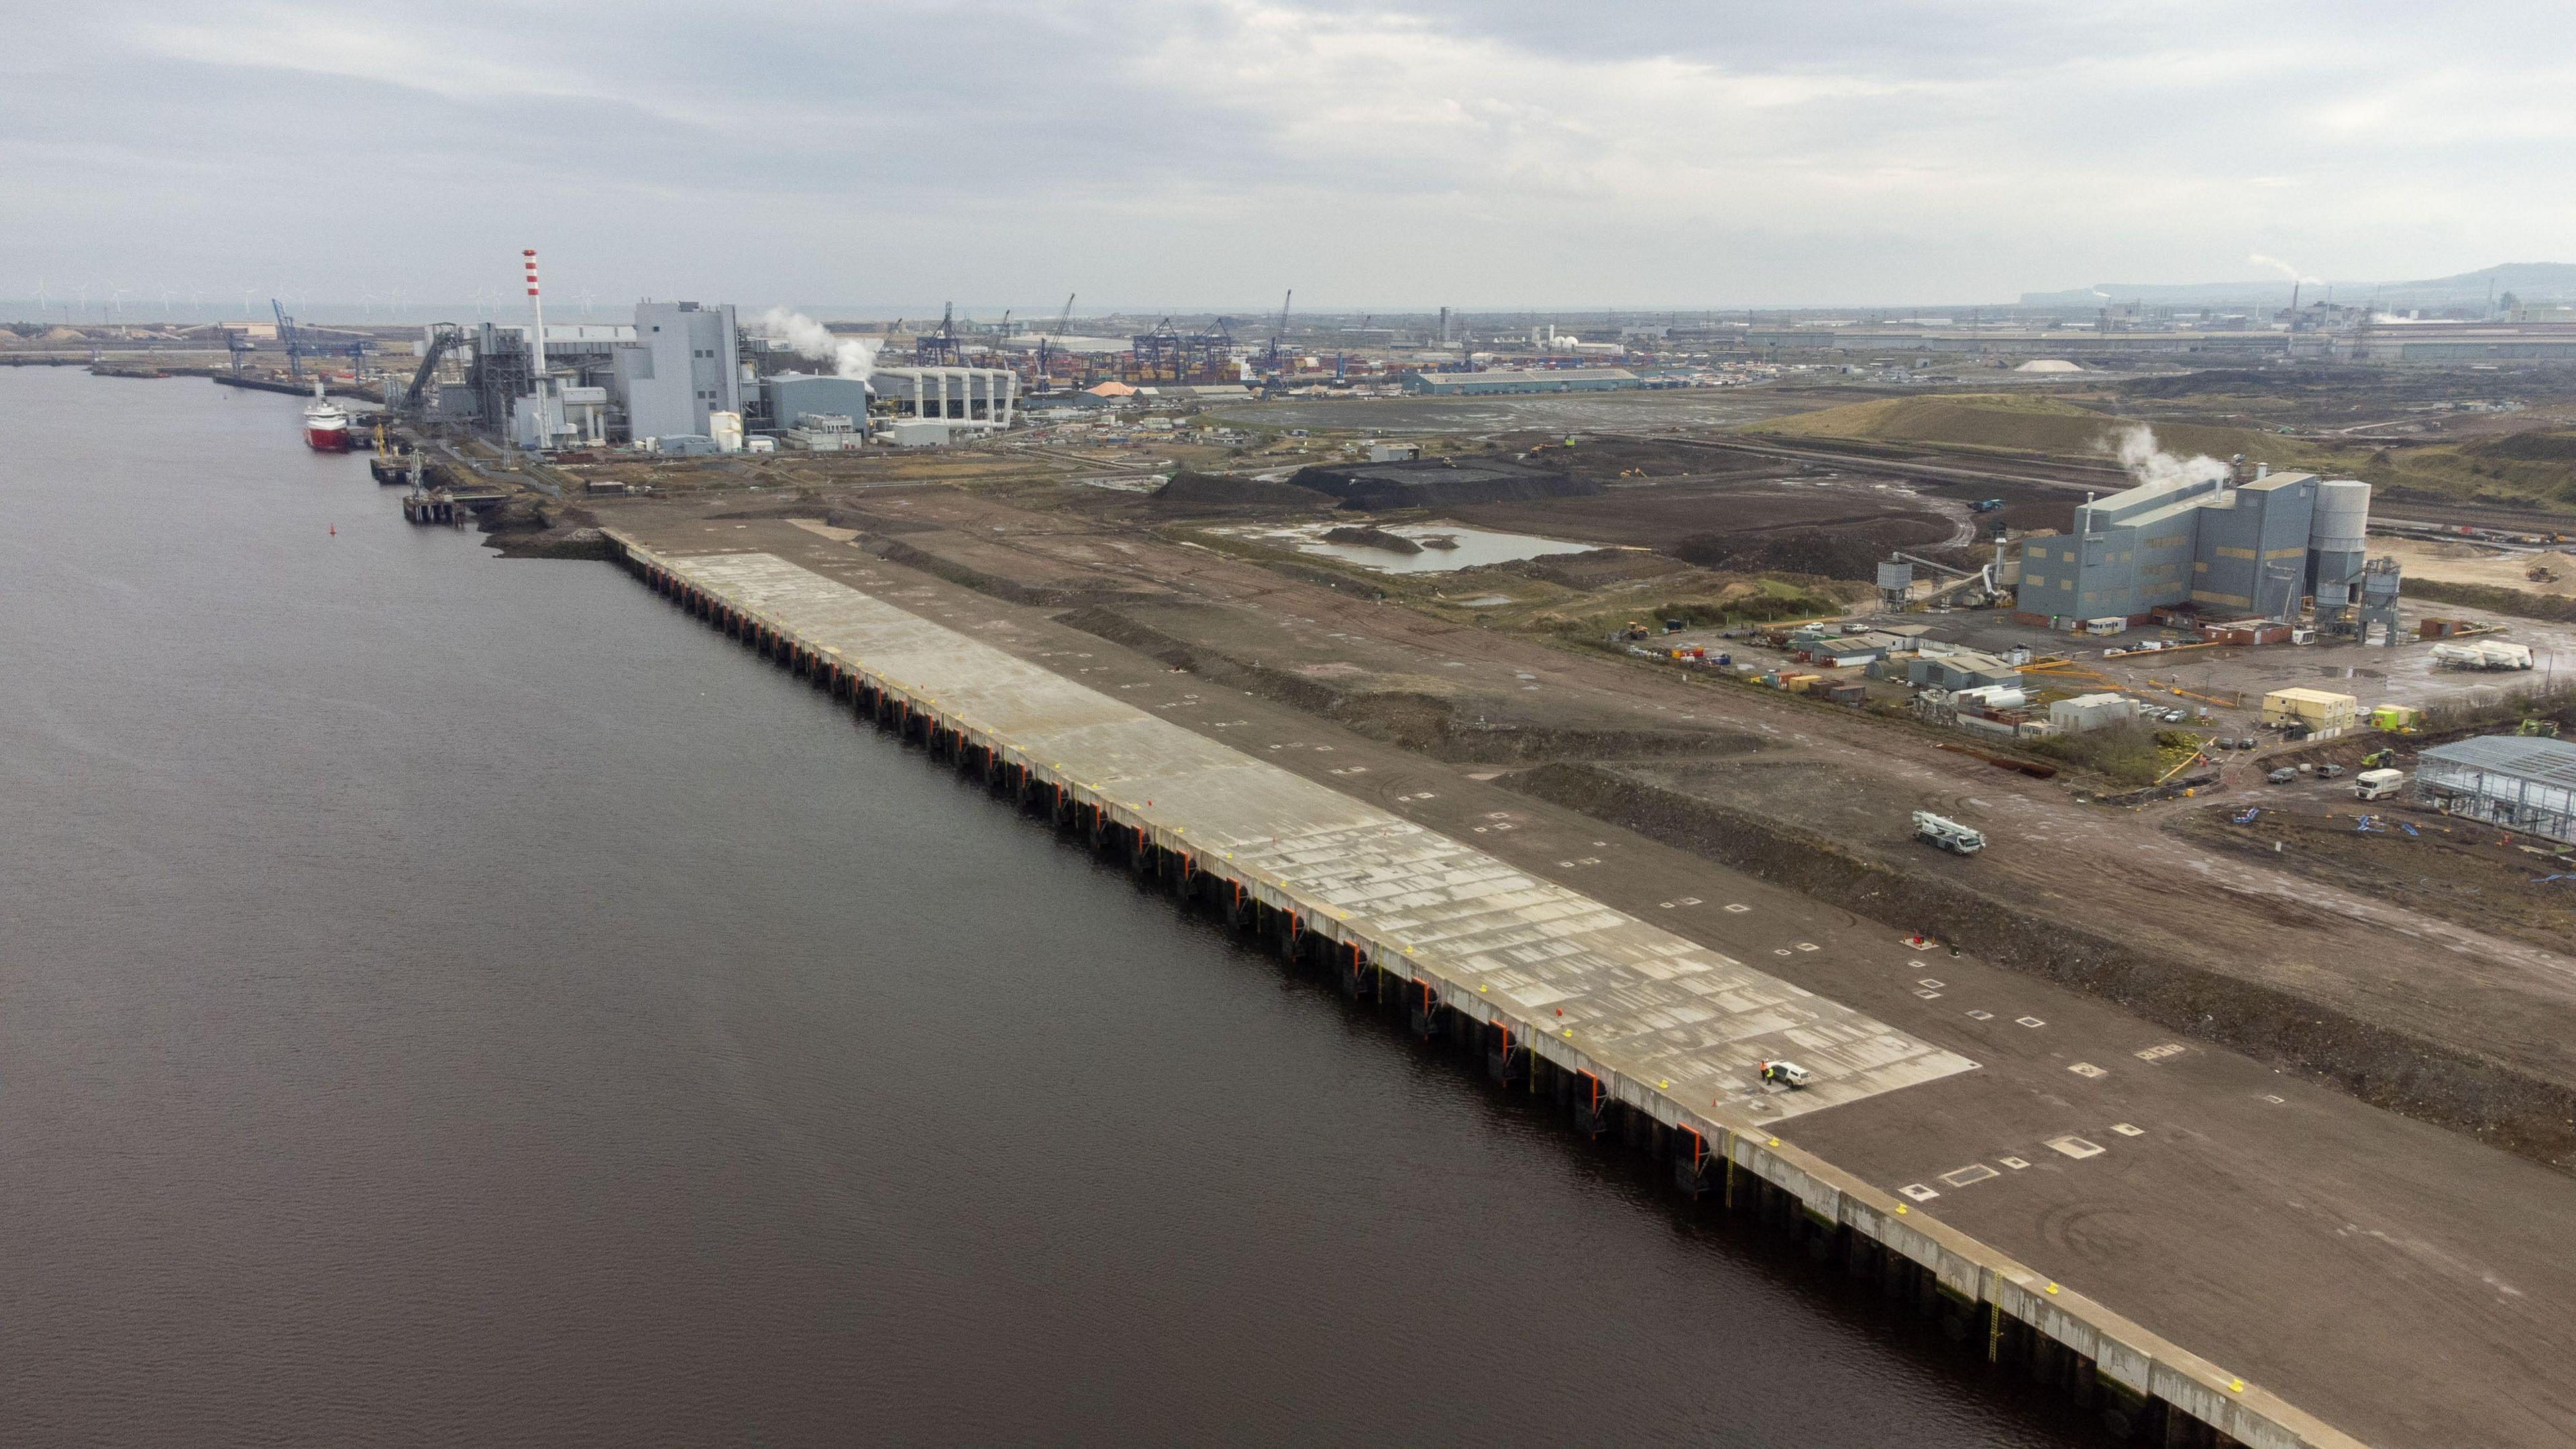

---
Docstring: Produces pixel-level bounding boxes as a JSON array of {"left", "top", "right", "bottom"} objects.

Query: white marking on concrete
[{"left": 653, "top": 549, "right": 1980, "bottom": 1124}]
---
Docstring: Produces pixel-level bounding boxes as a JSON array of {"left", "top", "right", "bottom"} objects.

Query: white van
[
  {"left": 2353, "top": 768, "right": 2405, "bottom": 801},
  {"left": 1758, "top": 1060, "right": 1814, "bottom": 1089}
]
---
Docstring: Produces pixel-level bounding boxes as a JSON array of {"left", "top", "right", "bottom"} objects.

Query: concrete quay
[{"left": 610, "top": 527, "right": 2388, "bottom": 1449}]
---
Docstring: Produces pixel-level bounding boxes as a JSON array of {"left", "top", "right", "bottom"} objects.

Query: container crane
[
  {"left": 1035, "top": 292, "right": 1075, "bottom": 388},
  {"left": 1132, "top": 318, "right": 1182, "bottom": 381},
  {"left": 914, "top": 303, "right": 963, "bottom": 366},
  {"left": 1263, "top": 289, "right": 1292, "bottom": 374},
  {"left": 271, "top": 299, "right": 303, "bottom": 384},
  {"left": 268, "top": 299, "right": 368, "bottom": 384}
]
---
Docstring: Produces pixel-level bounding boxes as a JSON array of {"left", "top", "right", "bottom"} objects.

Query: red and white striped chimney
[{"left": 522, "top": 248, "right": 547, "bottom": 383}]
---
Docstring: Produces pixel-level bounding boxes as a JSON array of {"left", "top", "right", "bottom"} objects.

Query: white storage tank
[{"left": 2309, "top": 478, "right": 2371, "bottom": 600}]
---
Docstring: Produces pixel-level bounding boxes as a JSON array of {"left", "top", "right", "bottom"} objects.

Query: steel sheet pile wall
[{"left": 616, "top": 533, "right": 2366, "bottom": 1449}]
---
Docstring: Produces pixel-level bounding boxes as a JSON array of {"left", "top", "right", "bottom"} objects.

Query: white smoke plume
[
  {"left": 2247, "top": 253, "right": 2320, "bottom": 285},
  {"left": 2110, "top": 425, "right": 2233, "bottom": 492},
  {"left": 757, "top": 307, "right": 877, "bottom": 379}
]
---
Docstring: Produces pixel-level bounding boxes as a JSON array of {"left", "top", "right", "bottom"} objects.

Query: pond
[{"left": 1216, "top": 521, "right": 1595, "bottom": 574}]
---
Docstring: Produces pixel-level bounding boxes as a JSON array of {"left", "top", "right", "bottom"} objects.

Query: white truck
[
  {"left": 2353, "top": 767, "right": 2406, "bottom": 801},
  {"left": 1913, "top": 810, "right": 1986, "bottom": 855}
]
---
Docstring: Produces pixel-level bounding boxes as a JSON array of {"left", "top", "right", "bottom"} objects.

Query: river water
[{"left": 0, "top": 370, "right": 2086, "bottom": 1446}]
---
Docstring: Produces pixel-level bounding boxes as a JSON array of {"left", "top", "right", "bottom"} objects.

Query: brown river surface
[{"left": 0, "top": 368, "right": 2089, "bottom": 1445}]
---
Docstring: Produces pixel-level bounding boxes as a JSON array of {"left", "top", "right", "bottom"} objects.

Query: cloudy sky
[{"left": 6, "top": 1, "right": 2571, "bottom": 314}]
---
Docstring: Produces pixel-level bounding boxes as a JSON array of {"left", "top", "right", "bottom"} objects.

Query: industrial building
[
  {"left": 415, "top": 292, "right": 759, "bottom": 451},
  {"left": 2049, "top": 692, "right": 2140, "bottom": 733},
  {"left": 1904, "top": 649, "right": 2023, "bottom": 691},
  {"left": 2014, "top": 467, "right": 2375, "bottom": 628},
  {"left": 868, "top": 365, "right": 1018, "bottom": 443},
  {"left": 1401, "top": 367, "right": 1642, "bottom": 396},
  {"left": 762, "top": 372, "right": 873, "bottom": 431},
  {"left": 619, "top": 302, "right": 743, "bottom": 445},
  {"left": 2416, "top": 735, "right": 2576, "bottom": 844}
]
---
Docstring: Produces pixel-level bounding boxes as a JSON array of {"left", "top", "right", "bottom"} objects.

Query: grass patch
[
  {"left": 2025, "top": 722, "right": 2174, "bottom": 788},
  {"left": 2402, "top": 578, "right": 2576, "bottom": 625},
  {"left": 1747, "top": 393, "right": 2318, "bottom": 468},
  {"left": 2417, "top": 681, "right": 2576, "bottom": 735}
]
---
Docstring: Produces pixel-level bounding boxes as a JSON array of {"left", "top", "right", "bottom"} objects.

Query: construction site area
[
  {"left": 418, "top": 402, "right": 2576, "bottom": 1161},
  {"left": 39, "top": 275, "right": 2576, "bottom": 1444},
  {"left": 570, "top": 486, "right": 2576, "bottom": 1448}
]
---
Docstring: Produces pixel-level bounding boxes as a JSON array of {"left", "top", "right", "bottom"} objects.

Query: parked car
[
  {"left": 2267, "top": 767, "right": 2298, "bottom": 784},
  {"left": 2316, "top": 763, "right": 2346, "bottom": 779}
]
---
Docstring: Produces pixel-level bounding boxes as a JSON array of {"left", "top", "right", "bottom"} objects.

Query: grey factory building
[
  {"left": 2013, "top": 468, "right": 2369, "bottom": 626},
  {"left": 761, "top": 372, "right": 873, "bottom": 431},
  {"left": 616, "top": 302, "right": 743, "bottom": 444},
  {"left": 435, "top": 301, "right": 749, "bottom": 448}
]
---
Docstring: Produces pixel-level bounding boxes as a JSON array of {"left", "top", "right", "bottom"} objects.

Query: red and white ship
[{"left": 303, "top": 380, "right": 353, "bottom": 451}]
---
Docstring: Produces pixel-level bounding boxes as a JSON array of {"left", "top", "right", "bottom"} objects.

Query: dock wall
[{"left": 611, "top": 532, "right": 2367, "bottom": 1449}]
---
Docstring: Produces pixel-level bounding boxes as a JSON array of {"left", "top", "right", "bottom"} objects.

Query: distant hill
[{"left": 2019, "top": 262, "right": 2576, "bottom": 309}]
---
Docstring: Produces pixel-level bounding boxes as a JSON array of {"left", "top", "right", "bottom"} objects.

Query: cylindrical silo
[{"left": 2308, "top": 478, "right": 2371, "bottom": 596}]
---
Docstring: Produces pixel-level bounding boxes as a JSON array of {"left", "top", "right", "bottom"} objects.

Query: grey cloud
[{"left": 3, "top": 0, "right": 2571, "bottom": 310}]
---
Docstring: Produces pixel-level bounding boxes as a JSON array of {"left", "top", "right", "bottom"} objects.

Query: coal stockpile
[
  {"left": 1150, "top": 470, "right": 1337, "bottom": 511},
  {"left": 1287, "top": 455, "right": 1599, "bottom": 511},
  {"left": 1672, "top": 516, "right": 1957, "bottom": 580}
]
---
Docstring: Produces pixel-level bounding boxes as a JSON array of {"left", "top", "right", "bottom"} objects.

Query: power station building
[
  {"left": 761, "top": 372, "right": 872, "bottom": 431},
  {"left": 2013, "top": 468, "right": 2371, "bottom": 626},
  {"left": 866, "top": 366, "right": 1018, "bottom": 442},
  {"left": 616, "top": 302, "right": 744, "bottom": 445},
  {"left": 449, "top": 300, "right": 748, "bottom": 448}
]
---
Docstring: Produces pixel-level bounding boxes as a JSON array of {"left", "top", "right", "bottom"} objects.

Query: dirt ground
[
  {"left": 568, "top": 473, "right": 2576, "bottom": 1175},
  {"left": 2171, "top": 797, "right": 2576, "bottom": 955},
  {"left": 1448, "top": 472, "right": 1972, "bottom": 580},
  {"left": 1201, "top": 384, "right": 1856, "bottom": 436},
  {"left": 607, "top": 509, "right": 2576, "bottom": 1448},
  {"left": 2372, "top": 537, "right": 2576, "bottom": 598}
]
